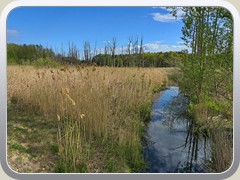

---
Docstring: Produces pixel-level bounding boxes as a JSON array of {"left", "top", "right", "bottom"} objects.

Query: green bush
[
  {"left": 7, "top": 58, "right": 18, "bottom": 65},
  {"left": 33, "top": 58, "right": 61, "bottom": 68},
  {"left": 139, "top": 103, "right": 151, "bottom": 122},
  {"left": 153, "top": 84, "right": 164, "bottom": 93}
]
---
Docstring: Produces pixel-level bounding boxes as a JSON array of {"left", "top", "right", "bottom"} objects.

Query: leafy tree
[{"left": 170, "top": 7, "right": 233, "bottom": 172}]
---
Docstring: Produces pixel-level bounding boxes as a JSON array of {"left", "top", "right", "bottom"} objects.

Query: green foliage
[
  {"left": 11, "top": 143, "right": 27, "bottom": 153},
  {"left": 7, "top": 58, "right": 18, "bottom": 65},
  {"left": 106, "top": 158, "right": 118, "bottom": 172},
  {"left": 139, "top": 103, "right": 152, "bottom": 122},
  {"left": 55, "top": 157, "right": 89, "bottom": 173},
  {"left": 7, "top": 43, "right": 55, "bottom": 65},
  {"left": 174, "top": 7, "right": 233, "bottom": 120},
  {"left": 49, "top": 145, "right": 59, "bottom": 154},
  {"left": 170, "top": 7, "right": 233, "bottom": 172},
  {"left": 207, "top": 101, "right": 221, "bottom": 112},
  {"left": 32, "top": 58, "right": 61, "bottom": 68},
  {"left": 152, "top": 83, "right": 166, "bottom": 93},
  {"left": 7, "top": 42, "right": 187, "bottom": 68},
  {"left": 92, "top": 51, "right": 186, "bottom": 67},
  {"left": 188, "top": 101, "right": 194, "bottom": 113}
]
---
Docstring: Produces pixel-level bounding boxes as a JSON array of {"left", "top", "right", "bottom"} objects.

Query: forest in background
[{"left": 7, "top": 42, "right": 187, "bottom": 68}]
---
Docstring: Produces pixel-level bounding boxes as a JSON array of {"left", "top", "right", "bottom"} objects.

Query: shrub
[{"left": 33, "top": 58, "right": 61, "bottom": 68}]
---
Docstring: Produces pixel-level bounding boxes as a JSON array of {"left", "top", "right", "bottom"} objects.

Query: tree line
[
  {"left": 7, "top": 43, "right": 55, "bottom": 64},
  {"left": 92, "top": 51, "right": 186, "bottom": 67},
  {"left": 7, "top": 38, "right": 187, "bottom": 67}
]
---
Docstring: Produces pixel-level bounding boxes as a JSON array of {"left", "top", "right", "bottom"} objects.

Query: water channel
[{"left": 143, "top": 87, "right": 210, "bottom": 173}]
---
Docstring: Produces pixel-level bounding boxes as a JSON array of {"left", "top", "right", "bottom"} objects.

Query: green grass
[
  {"left": 106, "top": 158, "right": 118, "bottom": 172},
  {"left": 139, "top": 103, "right": 152, "bottom": 123},
  {"left": 7, "top": 102, "right": 59, "bottom": 172},
  {"left": 11, "top": 143, "right": 27, "bottom": 153}
]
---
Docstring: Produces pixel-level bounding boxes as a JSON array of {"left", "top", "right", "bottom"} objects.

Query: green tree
[{"left": 171, "top": 7, "right": 233, "bottom": 172}]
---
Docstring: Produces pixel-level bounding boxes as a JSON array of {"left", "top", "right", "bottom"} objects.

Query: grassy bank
[{"left": 7, "top": 65, "right": 174, "bottom": 173}]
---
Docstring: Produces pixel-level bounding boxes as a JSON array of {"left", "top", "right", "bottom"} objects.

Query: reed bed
[{"left": 7, "top": 65, "right": 173, "bottom": 172}]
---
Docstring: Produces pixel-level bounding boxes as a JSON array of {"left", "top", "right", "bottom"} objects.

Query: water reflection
[{"left": 144, "top": 87, "right": 210, "bottom": 173}]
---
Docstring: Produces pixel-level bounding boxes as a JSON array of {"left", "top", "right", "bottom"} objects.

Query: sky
[{"left": 7, "top": 7, "right": 189, "bottom": 55}]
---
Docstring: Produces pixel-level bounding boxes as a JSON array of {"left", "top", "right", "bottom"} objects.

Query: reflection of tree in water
[
  {"left": 177, "top": 119, "right": 209, "bottom": 173},
  {"left": 144, "top": 88, "right": 212, "bottom": 173},
  {"left": 161, "top": 94, "right": 190, "bottom": 128},
  {"left": 159, "top": 95, "right": 210, "bottom": 173}
]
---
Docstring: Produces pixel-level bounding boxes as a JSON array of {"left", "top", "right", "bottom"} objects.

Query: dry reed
[{"left": 8, "top": 65, "right": 174, "bottom": 172}]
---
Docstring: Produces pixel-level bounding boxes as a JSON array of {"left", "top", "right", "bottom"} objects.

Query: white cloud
[
  {"left": 7, "top": 29, "right": 20, "bottom": 43},
  {"left": 176, "top": 41, "right": 185, "bottom": 45},
  {"left": 143, "top": 41, "right": 190, "bottom": 52},
  {"left": 152, "top": 7, "right": 171, "bottom": 12},
  {"left": 7, "top": 29, "right": 19, "bottom": 36},
  {"left": 151, "top": 12, "right": 179, "bottom": 23},
  {"left": 158, "top": 7, "right": 184, "bottom": 17},
  {"left": 151, "top": 7, "right": 184, "bottom": 23},
  {"left": 98, "top": 40, "right": 190, "bottom": 55}
]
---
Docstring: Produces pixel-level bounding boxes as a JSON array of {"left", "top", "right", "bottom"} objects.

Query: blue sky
[{"left": 7, "top": 7, "right": 188, "bottom": 54}]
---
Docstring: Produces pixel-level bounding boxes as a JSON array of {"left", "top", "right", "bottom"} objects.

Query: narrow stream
[{"left": 143, "top": 87, "right": 210, "bottom": 173}]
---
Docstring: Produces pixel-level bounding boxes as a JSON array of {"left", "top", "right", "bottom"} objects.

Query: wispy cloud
[
  {"left": 151, "top": 7, "right": 184, "bottom": 23},
  {"left": 151, "top": 12, "right": 179, "bottom": 23},
  {"left": 7, "top": 29, "right": 20, "bottom": 43},
  {"left": 7, "top": 29, "right": 19, "bottom": 36},
  {"left": 176, "top": 41, "right": 185, "bottom": 45},
  {"left": 91, "top": 40, "right": 189, "bottom": 55},
  {"left": 152, "top": 7, "right": 171, "bottom": 12},
  {"left": 143, "top": 41, "right": 189, "bottom": 52}
]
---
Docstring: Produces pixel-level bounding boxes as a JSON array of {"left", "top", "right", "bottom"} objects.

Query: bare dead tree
[
  {"left": 109, "top": 37, "right": 117, "bottom": 67},
  {"left": 139, "top": 35, "right": 144, "bottom": 67},
  {"left": 83, "top": 41, "right": 91, "bottom": 63},
  {"left": 127, "top": 36, "right": 133, "bottom": 55},
  {"left": 133, "top": 36, "right": 139, "bottom": 54},
  {"left": 121, "top": 45, "right": 124, "bottom": 64},
  {"left": 93, "top": 41, "right": 98, "bottom": 58},
  {"left": 132, "top": 36, "right": 139, "bottom": 66},
  {"left": 104, "top": 42, "right": 110, "bottom": 55},
  {"left": 59, "top": 43, "right": 66, "bottom": 63},
  {"left": 104, "top": 42, "right": 110, "bottom": 66},
  {"left": 139, "top": 35, "right": 144, "bottom": 55},
  {"left": 68, "top": 42, "right": 79, "bottom": 64}
]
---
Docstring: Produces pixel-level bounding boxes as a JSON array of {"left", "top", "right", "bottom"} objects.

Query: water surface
[{"left": 144, "top": 87, "right": 210, "bottom": 173}]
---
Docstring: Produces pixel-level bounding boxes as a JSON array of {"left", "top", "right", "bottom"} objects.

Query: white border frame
[{"left": 0, "top": 0, "right": 239, "bottom": 179}]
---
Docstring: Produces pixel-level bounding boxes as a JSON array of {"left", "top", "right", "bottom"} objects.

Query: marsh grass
[{"left": 7, "top": 65, "right": 174, "bottom": 173}]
